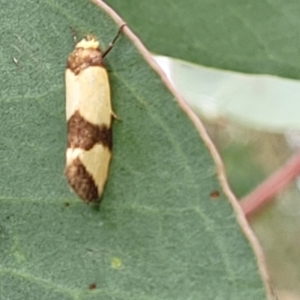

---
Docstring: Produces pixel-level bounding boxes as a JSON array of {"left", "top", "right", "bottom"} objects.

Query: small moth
[{"left": 64, "top": 25, "right": 125, "bottom": 203}]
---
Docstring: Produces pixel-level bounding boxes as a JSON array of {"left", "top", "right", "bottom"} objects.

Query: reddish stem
[{"left": 240, "top": 151, "right": 300, "bottom": 217}]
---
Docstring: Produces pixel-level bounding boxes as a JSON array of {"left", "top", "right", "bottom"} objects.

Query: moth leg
[{"left": 111, "top": 111, "right": 121, "bottom": 121}]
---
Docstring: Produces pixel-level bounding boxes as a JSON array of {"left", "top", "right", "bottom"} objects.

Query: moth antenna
[{"left": 102, "top": 23, "right": 126, "bottom": 58}]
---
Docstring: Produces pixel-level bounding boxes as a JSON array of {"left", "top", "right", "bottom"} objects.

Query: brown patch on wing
[
  {"left": 67, "top": 47, "right": 103, "bottom": 75},
  {"left": 65, "top": 157, "right": 99, "bottom": 202},
  {"left": 67, "top": 111, "right": 112, "bottom": 151}
]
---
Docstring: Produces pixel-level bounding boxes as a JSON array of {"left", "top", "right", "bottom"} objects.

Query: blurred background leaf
[{"left": 107, "top": 0, "right": 300, "bottom": 78}]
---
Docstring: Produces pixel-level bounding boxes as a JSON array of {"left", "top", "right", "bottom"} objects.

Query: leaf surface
[
  {"left": 107, "top": 0, "right": 300, "bottom": 78},
  {"left": 0, "top": 0, "right": 267, "bottom": 299}
]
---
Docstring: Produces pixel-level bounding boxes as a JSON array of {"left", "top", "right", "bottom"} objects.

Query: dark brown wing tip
[{"left": 65, "top": 158, "right": 100, "bottom": 203}]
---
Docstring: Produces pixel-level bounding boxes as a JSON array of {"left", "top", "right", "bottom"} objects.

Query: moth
[{"left": 64, "top": 25, "right": 125, "bottom": 202}]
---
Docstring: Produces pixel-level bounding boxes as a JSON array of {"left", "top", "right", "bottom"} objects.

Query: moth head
[{"left": 76, "top": 35, "right": 100, "bottom": 50}]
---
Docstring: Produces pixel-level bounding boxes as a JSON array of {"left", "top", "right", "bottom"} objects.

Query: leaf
[
  {"left": 154, "top": 55, "right": 300, "bottom": 132},
  {"left": 0, "top": 0, "right": 269, "bottom": 299},
  {"left": 106, "top": 0, "right": 300, "bottom": 79}
]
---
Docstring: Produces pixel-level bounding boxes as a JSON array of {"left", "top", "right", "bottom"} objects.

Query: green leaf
[
  {"left": 155, "top": 56, "right": 300, "bottom": 132},
  {"left": 0, "top": 0, "right": 268, "bottom": 299},
  {"left": 107, "top": 0, "right": 300, "bottom": 79}
]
